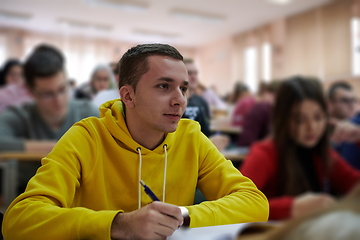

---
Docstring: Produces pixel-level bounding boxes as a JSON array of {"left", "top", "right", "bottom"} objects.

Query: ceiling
[{"left": 0, "top": 0, "right": 333, "bottom": 47}]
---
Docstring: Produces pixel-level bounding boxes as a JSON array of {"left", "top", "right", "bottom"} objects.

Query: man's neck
[
  {"left": 37, "top": 108, "right": 65, "bottom": 131},
  {"left": 125, "top": 114, "right": 165, "bottom": 150}
]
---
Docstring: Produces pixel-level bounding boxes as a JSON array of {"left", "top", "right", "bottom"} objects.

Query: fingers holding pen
[
  {"left": 111, "top": 201, "right": 183, "bottom": 240},
  {"left": 151, "top": 201, "right": 184, "bottom": 227}
]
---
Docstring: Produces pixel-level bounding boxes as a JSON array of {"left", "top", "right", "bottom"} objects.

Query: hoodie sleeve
[
  {"left": 2, "top": 124, "right": 120, "bottom": 240},
  {"left": 186, "top": 132, "right": 269, "bottom": 227}
]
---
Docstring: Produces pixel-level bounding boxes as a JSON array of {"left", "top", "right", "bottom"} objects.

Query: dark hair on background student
[
  {"left": 23, "top": 44, "right": 65, "bottom": 88},
  {"left": 0, "top": 59, "right": 22, "bottom": 87},
  {"left": 118, "top": 43, "right": 183, "bottom": 91},
  {"left": 328, "top": 81, "right": 352, "bottom": 101},
  {"left": 272, "top": 76, "right": 330, "bottom": 196}
]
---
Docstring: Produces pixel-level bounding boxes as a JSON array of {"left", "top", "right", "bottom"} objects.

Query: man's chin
[{"left": 163, "top": 123, "right": 179, "bottom": 133}]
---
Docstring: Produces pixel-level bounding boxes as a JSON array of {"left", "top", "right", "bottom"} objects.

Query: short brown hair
[
  {"left": 24, "top": 44, "right": 64, "bottom": 88},
  {"left": 118, "top": 43, "right": 183, "bottom": 92}
]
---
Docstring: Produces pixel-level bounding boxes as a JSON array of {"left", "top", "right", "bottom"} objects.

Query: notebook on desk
[{"left": 168, "top": 222, "right": 279, "bottom": 240}]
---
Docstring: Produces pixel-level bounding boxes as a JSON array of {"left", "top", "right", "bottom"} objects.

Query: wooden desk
[
  {"left": 210, "top": 118, "right": 242, "bottom": 135},
  {"left": 0, "top": 152, "right": 47, "bottom": 161},
  {"left": 0, "top": 152, "right": 46, "bottom": 207},
  {"left": 222, "top": 147, "right": 249, "bottom": 162}
]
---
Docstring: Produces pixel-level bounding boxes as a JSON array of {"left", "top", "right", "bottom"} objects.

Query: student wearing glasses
[
  {"left": 327, "top": 81, "right": 360, "bottom": 170},
  {"left": 0, "top": 44, "right": 99, "bottom": 193}
]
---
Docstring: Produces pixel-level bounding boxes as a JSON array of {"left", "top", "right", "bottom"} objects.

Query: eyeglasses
[
  {"left": 336, "top": 97, "right": 358, "bottom": 105},
  {"left": 33, "top": 85, "right": 68, "bottom": 101}
]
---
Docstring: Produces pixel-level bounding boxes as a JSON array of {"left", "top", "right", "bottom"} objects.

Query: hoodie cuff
[{"left": 78, "top": 210, "right": 122, "bottom": 240}]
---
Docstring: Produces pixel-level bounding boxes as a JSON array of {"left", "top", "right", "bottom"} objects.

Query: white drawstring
[
  {"left": 162, "top": 144, "right": 168, "bottom": 202},
  {"left": 137, "top": 145, "right": 168, "bottom": 208},
  {"left": 137, "top": 147, "right": 142, "bottom": 210}
]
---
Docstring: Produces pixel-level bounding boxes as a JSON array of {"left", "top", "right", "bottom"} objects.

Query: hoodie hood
[
  {"left": 99, "top": 99, "right": 174, "bottom": 154},
  {"left": 99, "top": 99, "right": 171, "bottom": 207}
]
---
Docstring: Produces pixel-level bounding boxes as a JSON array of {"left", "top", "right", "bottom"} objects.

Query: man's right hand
[
  {"left": 292, "top": 192, "right": 336, "bottom": 218},
  {"left": 111, "top": 201, "right": 184, "bottom": 240}
]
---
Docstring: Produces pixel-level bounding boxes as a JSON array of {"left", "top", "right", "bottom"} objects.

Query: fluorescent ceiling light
[
  {"left": 133, "top": 29, "right": 180, "bottom": 40},
  {"left": 0, "top": 10, "right": 31, "bottom": 21},
  {"left": 58, "top": 18, "right": 112, "bottom": 32},
  {"left": 170, "top": 9, "right": 225, "bottom": 24},
  {"left": 84, "top": 0, "right": 148, "bottom": 12},
  {"left": 267, "top": 0, "right": 294, "bottom": 5}
]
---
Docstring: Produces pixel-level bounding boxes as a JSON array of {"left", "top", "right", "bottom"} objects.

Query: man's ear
[{"left": 120, "top": 85, "right": 135, "bottom": 108}]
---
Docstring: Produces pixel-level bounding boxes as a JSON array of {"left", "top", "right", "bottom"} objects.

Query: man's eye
[
  {"left": 181, "top": 86, "right": 188, "bottom": 93},
  {"left": 159, "top": 84, "right": 169, "bottom": 89}
]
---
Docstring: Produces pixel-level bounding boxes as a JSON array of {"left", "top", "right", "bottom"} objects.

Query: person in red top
[{"left": 240, "top": 76, "right": 360, "bottom": 220}]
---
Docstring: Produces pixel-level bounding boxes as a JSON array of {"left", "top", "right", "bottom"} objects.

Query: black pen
[{"left": 140, "top": 180, "right": 160, "bottom": 201}]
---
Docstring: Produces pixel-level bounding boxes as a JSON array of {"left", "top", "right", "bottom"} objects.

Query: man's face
[
  {"left": 184, "top": 62, "right": 198, "bottom": 90},
  {"left": 92, "top": 69, "right": 111, "bottom": 93},
  {"left": 7, "top": 65, "right": 24, "bottom": 85},
  {"left": 126, "top": 56, "right": 188, "bottom": 134},
  {"left": 30, "top": 71, "right": 69, "bottom": 119},
  {"left": 330, "top": 88, "right": 356, "bottom": 120}
]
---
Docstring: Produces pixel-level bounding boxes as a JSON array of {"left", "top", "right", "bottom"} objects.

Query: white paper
[{"left": 168, "top": 223, "right": 249, "bottom": 240}]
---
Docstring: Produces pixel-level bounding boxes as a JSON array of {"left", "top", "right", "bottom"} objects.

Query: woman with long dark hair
[
  {"left": 0, "top": 59, "right": 32, "bottom": 112},
  {"left": 0, "top": 59, "right": 23, "bottom": 87},
  {"left": 240, "top": 76, "right": 360, "bottom": 220}
]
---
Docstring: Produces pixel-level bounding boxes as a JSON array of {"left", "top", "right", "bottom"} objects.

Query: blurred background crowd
[{"left": 0, "top": 0, "right": 360, "bottom": 238}]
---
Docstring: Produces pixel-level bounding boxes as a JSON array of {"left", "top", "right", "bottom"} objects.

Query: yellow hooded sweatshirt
[{"left": 3, "top": 100, "right": 268, "bottom": 240}]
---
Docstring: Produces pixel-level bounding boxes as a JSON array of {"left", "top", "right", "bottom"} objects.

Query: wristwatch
[{"left": 179, "top": 206, "right": 190, "bottom": 227}]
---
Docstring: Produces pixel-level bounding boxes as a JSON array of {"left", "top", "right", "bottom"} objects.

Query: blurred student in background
[
  {"left": 198, "top": 82, "right": 228, "bottom": 112},
  {"left": 92, "top": 62, "right": 120, "bottom": 108},
  {"left": 74, "top": 64, "right": 116, "bottom": 100},
  {"left": 327, "top": 81, "right": 356, "bottom": 121},
  {"left": 327, "top": 81, "right": 360, "bottom": 170},
  {"left": 67, "top": 78, "right": 77, "bottom": 98},
  {"left": 0, "top": 44, "right": 99, "bottom": 194},
  {"left": 231, "top": 82, "right": 256, "bottom": 127},
  {"left": 182, "top": 59, "right": 211, "bottom": 137},
  {"left": 0, "top": 59, "right": 32, "bottom": 113},
  {"left": 240, "top": 76, "right": 360, "bottom": 220},
  {"left": 267, "top": 183, "right": 360, "bottom": 240},
  {"left": 237, "top": 81, "right": 281, "bottom": 147}
]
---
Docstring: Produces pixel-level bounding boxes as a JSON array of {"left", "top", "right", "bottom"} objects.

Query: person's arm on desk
[
  {"left": 0, "top": 106, "right": 57, "bottom": 153},
  {"left": 330, "top": 118, "right": 360, "bottom": 145}
]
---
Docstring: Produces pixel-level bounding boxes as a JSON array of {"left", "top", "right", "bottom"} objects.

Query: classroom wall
[
  {"left": 0, "top": 0, "right": 358, "bottom": 94},
  {"left": 193, "top": 36, "right": 237, "bottom": 95},
  {"left": 196, "top": 0, "right": 359, "bottom": 95},
  {"left": 0, "top": 27, "right": 196, "bottom": 83}
]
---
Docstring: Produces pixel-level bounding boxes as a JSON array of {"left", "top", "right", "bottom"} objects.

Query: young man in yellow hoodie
[{"left": 3, "top": 43, "right": 269, "bottom": 240}]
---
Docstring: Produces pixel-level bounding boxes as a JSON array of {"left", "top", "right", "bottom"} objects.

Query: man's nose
[{"left": 171, "top": 89, "right": 186, "bottom": 106}]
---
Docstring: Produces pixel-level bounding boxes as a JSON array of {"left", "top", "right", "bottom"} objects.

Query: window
[
  {"left": 244, "top": 47, "right": 258, "bottom": 93},
  {"left": 0, "top": 35, "right": 7, "bottom": 65},
  {"left": 351, "top": 17, "right": 360, "bottom": 76},
  {"left": 262, "top": 43, "right": 272, "bottom": 82}
]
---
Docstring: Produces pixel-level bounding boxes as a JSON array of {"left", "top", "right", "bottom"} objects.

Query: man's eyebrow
[{"left": 157, "top": 77, "right": 189, "bottom": 85}]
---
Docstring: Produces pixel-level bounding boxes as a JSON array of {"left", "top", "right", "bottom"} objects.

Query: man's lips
[
  {"left": 164, "top": 113, "right": 181, "bottom": 117},
  {"left": 164, "top": 113, "right": 181, "bottom": 119}
]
